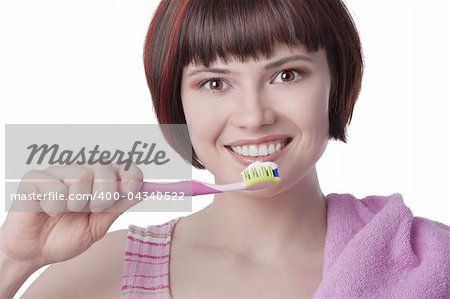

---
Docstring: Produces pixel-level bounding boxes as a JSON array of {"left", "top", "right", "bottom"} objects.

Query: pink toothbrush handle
[
  {"left": 139, "top": 180, "right": 222, "bottom": 196},
  {"left": 118, "top": 179, "right": 265, "bottom": 197}
]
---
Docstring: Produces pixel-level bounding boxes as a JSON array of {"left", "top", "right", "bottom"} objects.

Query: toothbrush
[{"left": 120, "top": 161, "right": 281, "bottom": 196}]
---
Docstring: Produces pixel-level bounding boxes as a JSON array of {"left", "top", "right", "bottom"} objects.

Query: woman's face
[{"left": 181, "top": 43, "right": 331, "bottom": 193}]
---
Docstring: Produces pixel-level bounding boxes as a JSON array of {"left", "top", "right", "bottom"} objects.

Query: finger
[
  {"left": 45, "top": 165, "right": 93, "bottom": 212},
  {"left": 87, "top": 209, "right": 124, "bottom": 241},
  {"left": 84, "top": 163, "right": 144, "bottom": 236},
  {"left": 113, "top": 161, "right": 143, "bottom": 194},
  {"left": 13, "top": 170, "right": 46, "bottom": 213},
  {"left": 29, "top": 170, "right": 68, "bottom": 217},
  {"left": 99, "top": 161, "right": 144, "bottom": 213},
  {"left": 88, "top": 164, "right": 118, "bottom": 212}
]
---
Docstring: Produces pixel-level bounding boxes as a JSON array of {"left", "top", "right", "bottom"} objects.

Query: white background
[{"left": 1, "top": 0, "right": 449, "bottom": 297}]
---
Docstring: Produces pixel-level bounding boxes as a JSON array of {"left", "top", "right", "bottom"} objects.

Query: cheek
[
  {"left": 182, "top": 98, "right": 226, "bottom": 154},
  {"left": 278, "top": 84, "right": 329, "bottom": 130}
]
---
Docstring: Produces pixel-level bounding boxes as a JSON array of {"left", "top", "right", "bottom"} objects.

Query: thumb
[{"left": 88, "top": 211, "right": 123, "bottom": 241}]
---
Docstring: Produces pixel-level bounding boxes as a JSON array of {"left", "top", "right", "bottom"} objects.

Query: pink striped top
[{"left": 120, "top": 217, "right": 182, "bottom": 299}]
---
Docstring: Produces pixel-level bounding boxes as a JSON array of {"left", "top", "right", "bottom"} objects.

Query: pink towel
[{"left": 314, "top": 193, "right": 450, "bottom": 298}]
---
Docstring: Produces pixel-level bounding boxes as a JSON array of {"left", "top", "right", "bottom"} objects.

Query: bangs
[{"left": 178, "top": 0, "right": 330, "bottom": 67}]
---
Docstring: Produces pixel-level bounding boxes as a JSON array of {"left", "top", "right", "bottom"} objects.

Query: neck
[{"left": 197, "top": 166, "right": 328, "bottom": 259}]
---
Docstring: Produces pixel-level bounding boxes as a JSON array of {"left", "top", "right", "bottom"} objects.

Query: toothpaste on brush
[{"left": 241, "top": 161, "right": 280, "bottom": 188}]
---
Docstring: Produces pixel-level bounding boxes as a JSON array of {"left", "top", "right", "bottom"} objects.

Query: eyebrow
[{"left": 186, "top": 54, "right": 313, "bottom": 77}]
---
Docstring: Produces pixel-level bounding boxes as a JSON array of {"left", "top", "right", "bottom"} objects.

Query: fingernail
[{"left": 91, "top": 207, "right": 104, "bottom": 213}]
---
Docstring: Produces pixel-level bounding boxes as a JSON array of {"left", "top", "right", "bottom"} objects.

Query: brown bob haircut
[{"left": 144, "top": 0, "right": 364, "bottom": 169}]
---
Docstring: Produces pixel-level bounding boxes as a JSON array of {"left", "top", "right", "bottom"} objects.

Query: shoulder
[
  {"left": 325, "top": 192, "right": 450, "bottom": 262},
  {"left": 318, "top": 193, "right": 449, "bottom": 297},
  {"left": 23, "top": 229, "right": 128, "bottom": 299},
  {"left": 326, "top": 192, "right": 449, "bottom": 234},
  {"left": 326, "top": 192, "right": 408, "bottom": 218}
]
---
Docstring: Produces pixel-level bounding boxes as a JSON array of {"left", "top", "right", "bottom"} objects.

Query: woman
[{"left": 1, "top": 0, "right": 448, "bottom": 298}]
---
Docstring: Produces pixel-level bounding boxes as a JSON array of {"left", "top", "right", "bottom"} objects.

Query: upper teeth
[{"left": 230, "top": 141, "right": 286, "bottom": 157}]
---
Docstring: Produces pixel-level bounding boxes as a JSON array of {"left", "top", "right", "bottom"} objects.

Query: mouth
[
  {"left": 224, "top": 137, "right": 293, "bottom": 164},
  {"left": 225, "top": 137, "right": 292, "bottom": 156}
]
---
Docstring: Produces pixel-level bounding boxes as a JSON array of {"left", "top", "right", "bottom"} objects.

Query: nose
[{"left": 229, "top": 89, "right": 276, "bottom": 129}]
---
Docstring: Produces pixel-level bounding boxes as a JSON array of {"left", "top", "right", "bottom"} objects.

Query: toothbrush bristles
[{"left": 242, "top": 163, "right": 281, "bottom": 188}]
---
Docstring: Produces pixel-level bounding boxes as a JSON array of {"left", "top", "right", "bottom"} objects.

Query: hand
[{"left": 0, "top": 162, "right": 143, "bottom": 269}]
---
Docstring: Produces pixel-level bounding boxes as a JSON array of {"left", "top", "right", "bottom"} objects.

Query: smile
[
  {"left": 224, "top": 137, "right": 292, "bottom": 165},
  {"left": 228, "top": 139, "right": 290, "bottom": 157}
]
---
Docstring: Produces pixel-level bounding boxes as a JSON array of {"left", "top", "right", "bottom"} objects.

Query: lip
[
  {"left": 225, "top": 134, "right": 292, "bottom": 147},
  {"left": 226, "top": 138, "right": 292, "bottom": 166}
]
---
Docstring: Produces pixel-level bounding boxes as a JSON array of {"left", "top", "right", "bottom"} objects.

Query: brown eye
[
  {"left": 208, "top": 79, "right": 223, "bottom": 90},
  {"left": 280, "top": 70, "right": 296, "bottom": 82},
  {"left": 273, "top": 69, "right": 303, "bottom": 84}
]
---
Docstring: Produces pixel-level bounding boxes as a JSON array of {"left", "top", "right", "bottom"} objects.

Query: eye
[
  {"left": 272, "top": 69, "right": 303, "bottom": 84},
  {"left": 199, "top": 77, "right": 229, "bottom": 94},
  {"left": 206, "top": 78, "right": 224, "bottom": 91}
]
